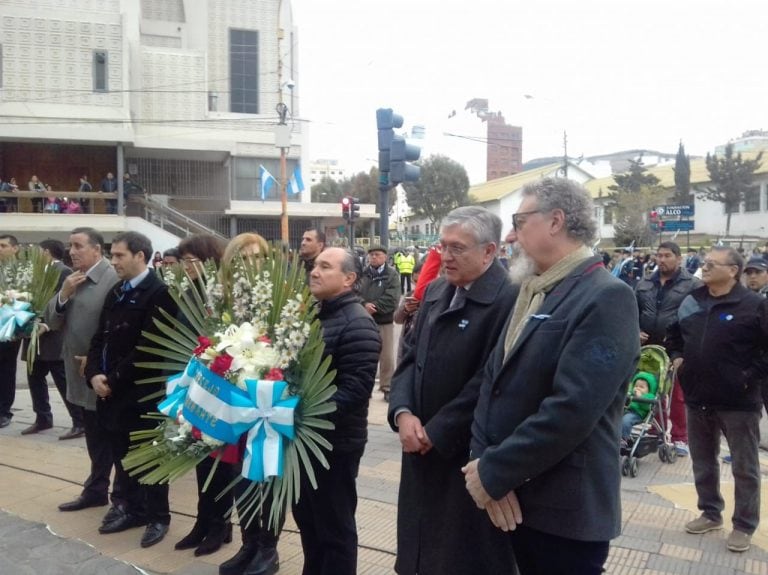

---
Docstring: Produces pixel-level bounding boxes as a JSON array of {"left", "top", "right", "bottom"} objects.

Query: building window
[
  {"left": 744, "top": 185, "right": 760, "bottom": 212},
  {"left": 93, "top": 50, "right": 108, "bottom": 92},
  {"left": 230, "top": 29, "right": 259, "bottom": 114},
  {"left": 603, "top": 206, "right": 613, "bottom": 225}
]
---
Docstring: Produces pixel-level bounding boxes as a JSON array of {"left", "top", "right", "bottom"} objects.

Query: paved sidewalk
[{"left": 4, "top": 369, "right": 768, "bottom": 574}]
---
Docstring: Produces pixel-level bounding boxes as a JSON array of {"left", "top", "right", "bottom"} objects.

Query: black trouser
[
  {"left": 400, "top": 273, "right": 412, "bottom": 294},
  {"left": 82, "top": 408, "right": 120, "bottom": 503},
  {"left": 0, "top": 340, "right": 21, "bottom": 419},
  {"left": 509, "top": 525, "right": 609, "bottom": 575},
  {"left": 196, "top": 457, "right": 235, "bottom": 528},
  {"left": 234, "top": 469, "right": 284, "bottom": 547},
  {"left": 104, "top": 415, "right": 169, "bottom": 524},
  {"left": 292, "top": 448, "right": 364, "bottom": 575},
  {"left": 27, "top": 359, "right": 83, "bottom": 427}
]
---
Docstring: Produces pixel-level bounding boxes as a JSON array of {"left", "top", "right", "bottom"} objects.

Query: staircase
[{"left": 126, "top": 195, "right": 228, "bottom": 241}]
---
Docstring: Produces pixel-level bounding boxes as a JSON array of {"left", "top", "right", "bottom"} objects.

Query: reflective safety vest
[{"left": 396, "top": 253, "right": 415, "bottom": 274}]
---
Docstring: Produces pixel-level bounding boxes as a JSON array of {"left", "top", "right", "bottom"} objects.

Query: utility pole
[
  {"left": 562, "top": 131, "right": 568, "bottom": 178},
  {"left": 276, "top": 103, "right": 290, "bottom": 244}
]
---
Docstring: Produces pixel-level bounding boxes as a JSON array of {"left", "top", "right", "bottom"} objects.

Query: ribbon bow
[
  {"left": 158, "top": 359, "right": 199, "bottom": 419},
  {"left": 0, "top": 301, "right": 35, "bottom": 341}
]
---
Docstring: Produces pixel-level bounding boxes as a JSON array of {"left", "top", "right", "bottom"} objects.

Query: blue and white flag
[
  {"left": 289, "top": 164, "right": 305, "bottom": 195},
  {"left": 259, "top": 165, "right": 276, "bottom": 200}
]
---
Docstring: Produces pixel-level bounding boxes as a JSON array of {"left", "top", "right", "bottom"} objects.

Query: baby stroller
[{"left": 620, "top": 345, "right": 675, "bottom": 478}]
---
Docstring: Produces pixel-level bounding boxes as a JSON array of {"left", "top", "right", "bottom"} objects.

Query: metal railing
[{"left": 126, "top": 196, "right": 228, "bottom": 240}]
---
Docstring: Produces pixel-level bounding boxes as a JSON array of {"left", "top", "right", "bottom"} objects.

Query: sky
[{"left": 289, "top": 0, "right": 768, "bottom": 184}]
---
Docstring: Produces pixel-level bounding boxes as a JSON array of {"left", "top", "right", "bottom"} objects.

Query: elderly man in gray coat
[{"left": 45, "top": 227, "right": 120, "bottom": 516}]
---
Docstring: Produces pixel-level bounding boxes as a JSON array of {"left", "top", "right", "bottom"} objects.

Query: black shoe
[
  {"left": 219, "top": 542, "right": 260, "bottom": 575},
  {"left": 175, "top": 521, "right": 208, "bottom": 550},
  {"left": 243, "top": 547, "right": 279, "bottom": 575},
  {"left": 58, "top": 495, "right": 108, "bottom": 512},
  {"left": 195, "top": 523, "right": 232, "bottom": 556},
  {"left": 101, "top": 505, "right": 125, "bottom": 526},
  {"left": 140, "top": 522, "right": 169, "bottom": 548},
  {"left": 21, "top": 421, "right": 53, "bottom": 435},
  {"left": 0, "top": 416, "right": 12, "bottom": 428},
  {"left": 59, "top": 426, "right": 85, "bottom": 440},
  {"left": 99, "top": 512, "right": 145, "bottom": 534}
]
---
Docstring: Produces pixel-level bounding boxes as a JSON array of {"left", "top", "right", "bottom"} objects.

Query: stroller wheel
[
  {"left": 659, "top": 445, "right": 668, "bottom": 462},
  {"left": 629, "top": 457, "right": 639, "bottom": 478},
  {"left": 621, "top": 456, "right": 629, "bottom": 477},
  {"left": 667, "top": 445, "right": 677, "bottom": 464}
]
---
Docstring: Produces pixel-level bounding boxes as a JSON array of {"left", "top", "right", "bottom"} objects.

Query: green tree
[
  {"left": 702, "top": 143, "right": 763, "bottom": 237},
  {"left": 402, "top": 154, "right": 471, "bottom": 228},
  {"left": 672, "top": 141, "right": 691, "bottom": 205},
  {"left": 608, "top": 158, "right": 665, "bottom": 247},
  {"left": 311, "top": 177, "right": 342, "bottom": 203}
]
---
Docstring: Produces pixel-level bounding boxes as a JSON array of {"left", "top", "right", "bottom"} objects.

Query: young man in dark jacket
[
  {"left": 292, "top": 247, "right": 381, "bottom": 575},
  {"left": 635, "top": 241, "right": 701, "bottom": 456},
  {"left": 666, "top": 247, "right": 768, "bottom": 553}
]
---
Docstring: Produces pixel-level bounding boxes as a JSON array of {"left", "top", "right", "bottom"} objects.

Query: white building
[
  {"left": 0, "top": 0, "right": 363, "bottom": 247},
  {"left": 309, "top": 159, "right": 346, "bottom": 185}
]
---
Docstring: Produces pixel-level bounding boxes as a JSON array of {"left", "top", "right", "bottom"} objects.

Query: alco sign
[{"left": 654, "top": 204, "right": 694, "bottom": 218}]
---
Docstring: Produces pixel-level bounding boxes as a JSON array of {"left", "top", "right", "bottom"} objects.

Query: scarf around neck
[{"left": 503, "top": 245, "right": 594, "bottom": 359}]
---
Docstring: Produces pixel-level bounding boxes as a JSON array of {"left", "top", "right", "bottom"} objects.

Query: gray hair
[
  {"left": 709, "top": 246, "right": 744, "bottom": 281},
  {"left": 340, "top": 249, "right": 363, "bottom": 292},
  {"left": 521, "top": 178, "right": 597, "bottom": 244},
  {"left": 440, "top": 206, "right": 502, "bottom": 246}
]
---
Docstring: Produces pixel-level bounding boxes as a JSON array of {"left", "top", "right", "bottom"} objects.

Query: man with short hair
[
  {"left": 685, "top": 248, "right": 701, "bottom": 275},
  {"left": 293, "top": 247, "right": 380, "bottom": 575},
  {"left": 667, "top": 247, "right": 768, "bottom": 553},
  {"left": 635, "top": 241, "right": 701, "bottom": 456},
  {"left": 388, "top": 206, "right": 517, "bottom": 575},
  {"left": 465, "top": 178, "right": 640, "bottom": 574},
  {"left": 85, "top": 231, "right": 177, "bottom": 548},
  {"left": 99, "top": 172, "right": 117, "bottom": 214},
  {"left": 359, "top": 246, "right": 401, "bottom": 401},
  {"left": 0, "top": 234, "right": 21, "bottom": 428},
  {"left": 21, "top": 239, "right": 81, "bottom": 437},
  {"left": 299, "top": 228, "right": 326, "bottom": 281},
  {"left": 394, "top": 247, "right": 416, "bottom": 293},
  {"left": 49, "top": 228, "right": 120, "bottom": 508}
]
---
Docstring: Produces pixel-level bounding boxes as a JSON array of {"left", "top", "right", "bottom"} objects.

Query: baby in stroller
[{"left": 621, "top": 371, "right": 658, "bottom": 442}]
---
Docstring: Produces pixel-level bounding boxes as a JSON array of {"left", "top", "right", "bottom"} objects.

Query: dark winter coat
[
  {"left": 635, "top": 267, "right": 701, "bottom": 345},
  {"left": 666, "top": 283, "right": 768, "bottom": 411},
  {"left": 359, "top": 264, "right": 400, "bottom": 324},
  {"left": 317, "top": 291, "right": 380, "bottom": 452},
  {"left": 85, "top": 270, "right": 177, "bottom": 431},
  {"left": 471, "top": 256, "right": 640, "bottom": 543},
  {"left": 387, "top": 260, "right": 518, "bottom": 575},
  {"left": 23, "top": 260, "right": 71, "bottom": 362}
]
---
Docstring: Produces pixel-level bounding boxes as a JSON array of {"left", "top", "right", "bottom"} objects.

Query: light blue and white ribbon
[
  {"left": 158, "top": 358, "right": 200, "bottom": 419},
  {"left": 179, "top": 362, "right": 298, "bottom": 480},
  {"left": 0, "top": 301, "right": 35, "bottom": 341}
]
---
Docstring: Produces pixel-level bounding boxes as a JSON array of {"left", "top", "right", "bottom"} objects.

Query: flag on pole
[
  {"left": 289, "top": 164, "right": 305, "bottom": 195},
  {"left": 259, "top": 165, "right": 276, "bottom": 200}
]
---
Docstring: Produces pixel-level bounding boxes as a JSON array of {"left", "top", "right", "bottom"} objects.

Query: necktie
[
  {"left": 117, "top": 281, "right": 131, "bottom": 302},
  {"left": 448, "top": 287, "right": 466, "bottom": 311}
]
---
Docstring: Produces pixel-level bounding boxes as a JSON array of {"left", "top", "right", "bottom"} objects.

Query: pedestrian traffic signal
[
  {"left": 341, "top": 196, "right": 351, "bottom": 220},
  {"left": 349, "top": 197, "right": 360, "bottom": 221},
  {"left": 390, "top": 135, "right": 421, "bottom": 184}
]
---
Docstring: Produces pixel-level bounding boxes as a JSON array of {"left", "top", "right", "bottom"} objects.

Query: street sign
[
  {"left": 654, "top": 204, "right": 694, "bottom": 218},
  {"left": 660, "top": 220, "right": 695, "bottom": 232}
]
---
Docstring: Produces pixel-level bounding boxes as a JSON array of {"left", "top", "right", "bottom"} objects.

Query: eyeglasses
[
  {"left": 436, "top": 242, "right": 484, "bottom": 257},
  {"left": 701, "top": 260, "right": 736, "bottom": 270},
  {"left": 512, "top": 209, "right": 546, "bottom": 231}
]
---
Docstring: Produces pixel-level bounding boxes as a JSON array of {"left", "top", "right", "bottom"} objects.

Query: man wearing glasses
[
  {"left": 666, "top": 247, "right": 768, "bottom": 553},
  {"left": 464, "top": 179, "right": 640, "bottom": 575}
]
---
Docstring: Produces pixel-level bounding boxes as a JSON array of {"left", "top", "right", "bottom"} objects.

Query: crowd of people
[{"left": 1, "top": 176, "right": 768, "bottom": 574}]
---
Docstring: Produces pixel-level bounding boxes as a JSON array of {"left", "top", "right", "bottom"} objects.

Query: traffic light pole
[{"left": 379, "top": 184, "right": 390, "bottom": 250}]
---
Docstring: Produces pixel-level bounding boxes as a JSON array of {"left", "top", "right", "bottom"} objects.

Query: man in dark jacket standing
[
  {"left": 292, "top": 247, "right": 380, "bottom": 575},
  {"left": 465, "top": 179, "right": 639, "bottom": 575},
  {"left": 85, "top": 231, "right": 178, "bottom": 548},
  {"left": 359, "top": 246, "right": 400, "bottom": 400},
  {"left": 387, "top": 206, "right": 517, "bottom": 575},
  {"left": 635, "top": 241, "right": 701, "bottom": 456},
  {"left": 667, "top": 247, "right": 768, "bottom": 553}
]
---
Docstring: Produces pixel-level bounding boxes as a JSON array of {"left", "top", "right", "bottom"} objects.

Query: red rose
[
  {"left": 191, "top": 427, "right": 202, "bottom": 440},
  {"left": 264, "top": 368, "right": 284, "bottom": 381},
  {"left": 193, "top": 336, "right": 213, "bottom": 356},
  {"left": 210, "top": 353, "right": 234, "bottom": 376},
  {"left": 258, "top": 335, "right": 272, "bottom": 345}
]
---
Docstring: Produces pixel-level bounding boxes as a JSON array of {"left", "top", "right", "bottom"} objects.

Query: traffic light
[
  {"left": 349, "top": 197, "right": 360, "bottom": 221},
  {"left": 390, "top": 134, "right": 421, "bottom": 184},
  {"left": 649, "top": 210, "right": 660, "bottom": 232},
  {"left": 341, "top": 196, "right": 351, "bottom": 220},
  {"left": 376, "top": 108, "right": 403, "bottom": 188}
]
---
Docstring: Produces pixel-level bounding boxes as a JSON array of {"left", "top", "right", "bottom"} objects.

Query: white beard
[{"left": 507, "top": 245, "right": 537, "bottom": 284}]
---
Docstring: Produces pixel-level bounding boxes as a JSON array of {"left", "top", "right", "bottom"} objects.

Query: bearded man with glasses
[{"left": 666, "top": 247, "right": 768, "bottom": 553}]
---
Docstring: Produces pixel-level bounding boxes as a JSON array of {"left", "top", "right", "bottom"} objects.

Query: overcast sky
[{"left": 290, "top": 0, "right": 768, "bottom": 183}]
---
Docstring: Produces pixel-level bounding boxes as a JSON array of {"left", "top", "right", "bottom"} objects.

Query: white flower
[{"left": 215, "top": 322, "right": 280, "bottom": 379}]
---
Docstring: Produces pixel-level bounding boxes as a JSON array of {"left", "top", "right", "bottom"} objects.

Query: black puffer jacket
[
  {"left": 666, "top": 283, "right": 768, "bottom": 411},
  {"left": 317, "top": 291, "right": 381, "bottom": 452},
  {"left": 635, "top": 268, "right": 701, "bottom": 345}
]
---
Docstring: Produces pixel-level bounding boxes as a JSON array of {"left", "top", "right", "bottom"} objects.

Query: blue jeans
[
  {"left": 621, "top": 411, "right": 643, "bottom": 439},
  {"left": 687, "top": 406, "right": 761, "bottom": 534}
]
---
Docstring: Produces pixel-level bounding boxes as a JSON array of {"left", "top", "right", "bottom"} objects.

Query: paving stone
[{"left": 645, "top": 553, "right": 695, "bottom": 573}]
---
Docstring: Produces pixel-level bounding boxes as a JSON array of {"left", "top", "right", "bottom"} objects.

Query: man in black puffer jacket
[{"left": 292, "top": 247, "right": 381, "bottom": 575}]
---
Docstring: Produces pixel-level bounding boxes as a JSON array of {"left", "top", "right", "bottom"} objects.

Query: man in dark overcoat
[
  {"left": 388, "top": 206, "right": 518, "bottom": 575},
  {"left": 465, "top": 179, "right": 640, "bottom": 575},
  {"left": 85, "top": 231, "right": 177, "bottom": 548}
]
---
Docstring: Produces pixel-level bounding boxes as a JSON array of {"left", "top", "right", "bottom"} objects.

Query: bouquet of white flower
[{"left": 123, "top": 246, "right": 336, "bottom": 528}]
